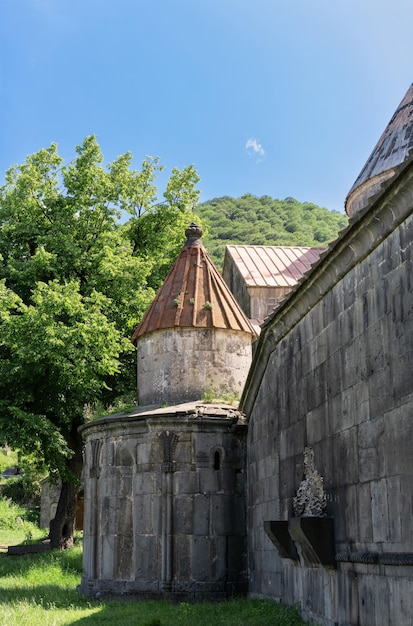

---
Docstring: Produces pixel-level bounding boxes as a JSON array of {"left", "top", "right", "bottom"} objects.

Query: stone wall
[
  {"left": 222, "top": 258, "right": 251, "bottom": 318},
  {"left": 242, "top": 162, "right": 413, "bottom": 625},
  {"left": 79, "top": 405, "right": 248, "bottom": 600},
  {"left": 40, "top": 480, "right": 84, "bottom": 530},
  {"left": 40, "top": 479, "right": 61, "bottom": 529},
  {"left": 222, "top": 257, "right": 290, "bottom": 322},
  {"left": 247, "top": 286, "right": 290, "bottom": 323},
  {"left": 137, "top": 328, "right": 252, "bottom": 405}
]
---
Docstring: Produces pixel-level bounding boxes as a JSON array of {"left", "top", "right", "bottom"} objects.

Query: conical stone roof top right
[{"left": 345, "top": 83, "right": 413, "bottom": 218}]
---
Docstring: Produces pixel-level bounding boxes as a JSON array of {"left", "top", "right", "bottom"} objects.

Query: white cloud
[{"left": 246, "top": 137, "right": 265, "bottom": 157}]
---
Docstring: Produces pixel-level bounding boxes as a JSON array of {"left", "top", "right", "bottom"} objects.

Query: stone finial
[
  {"left": 293, "top": 447, "right": 327, "bottom": 517},
  {"left": 184, "top": 222, "right": 203, "bottom": 246}
]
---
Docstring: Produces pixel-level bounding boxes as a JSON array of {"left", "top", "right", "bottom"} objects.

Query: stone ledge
[
  {"left": 7, "top": 542, "right": 51, "bottom": 555},
  {"left": 264, "top": 520, "right": 298, "bottom": 561},
  {"left": 336, "top": 551, "right": 413, "bottom": 566},
  {"left": 264, "top": 517, "right": 335, "bottom": 567}
]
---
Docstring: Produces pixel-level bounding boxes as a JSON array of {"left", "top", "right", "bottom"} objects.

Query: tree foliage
[
  {"left": 0, "top": 137, "right": 348, "bottom": 548},
  {"left": 196, "top": 193, "right": 348, "bottom": 268},
  {"left": 0, "top": 136, "right": 200, "bottom": 546}
]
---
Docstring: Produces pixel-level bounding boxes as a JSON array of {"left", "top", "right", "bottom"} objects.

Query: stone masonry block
[
  {"left": 134, "top": 534, "right": 159, "bottom": 580},
  {"left": 100, "top": 534, "right": 116, "bottom": 579},
  {"left": 357, "top": 481, "right": 373, "bottom": 543},
  {"left": 210, "top": 494, "right": 245, "bottom": 536},
  {"left": 391, "top": 351, "right": 413, "bottom": 407},
  {"left": 173, "top": 471, "right": 199, "bottom": 495},
  {"left": 358, "top": 416, "right": 386, "bottom": 482},
  {"left": 332, "top": 428, "right": 358, "bottom": 485},
  {"left": 169, "top": 533, "right": 188, "bottom": 581},
  {"left": 135, "top": 472, "right": 156, "bottom": 495},
  {"left": 389, "top": 575, "right": 413, "bottom": 625},
  {"left": 136, "top": 441, "right": 151, "bottom": 465},
  {"left": 199, "top": 467, "right": 219, "bottom": 493},
  {"left": 386, "top": 474, "right": 403, "bottom": 543},
  {"left": 134, "top": 494, "right": 154, "bottom": 534},
  {"left": 193, "top": 494, "right": 210, "bottom": 535},
  {"left": 306, "top": 405, "right": 328, "bottom": 445},
  {"left": 371, "top": 478, "right": 390, "bottom": 543},
  {"left": 227, "top": 535, "right": 247, "bottom": 579},
  {"left": 116, "top": 533, "right": 134, "bottom": 579},
  {"left": 173, "top": 495, "right": 194, "bottom": 534},
  {"left": 100, "top": 496, "right": 118, "bottom": 535},
  {"left": 191, "top": 536, "right": 212, "bottom": 581}
]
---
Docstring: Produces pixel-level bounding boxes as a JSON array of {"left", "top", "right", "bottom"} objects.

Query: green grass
[
  {"left": 0, "top": 545, "right": 304, "bottom": 625},
  {"left": 0, "top": 498, "right": 46, "bottom": 549},
  {"left": 0, "top": 497, "right": 304, "bottom": 625},
  {"left": 0, "top": 448, "right": 19, "bottom": 478}
]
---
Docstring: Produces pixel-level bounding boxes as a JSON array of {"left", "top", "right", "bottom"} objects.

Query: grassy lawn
[
  {"left": 0, "top": 498, "right": 304, "bottom": 626},
  {"left": 0, "top": 542, "right": 305, "bottom": 626},
  {"left": 0, "top": 525, "right": 47, "bottom": 549}
]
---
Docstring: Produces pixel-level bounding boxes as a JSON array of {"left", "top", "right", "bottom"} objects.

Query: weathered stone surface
[
  {"left": 137, "top": 328, "right": 252, "bottom": 406},
  {"left": 242, "top": 162, "right": 413, "bottom": 625},
  {"left": 8, "top": 543, "right": 51, "bottom": 555},
  {"left": 78, "top": 406, "right": 248, "bottom": 600}
]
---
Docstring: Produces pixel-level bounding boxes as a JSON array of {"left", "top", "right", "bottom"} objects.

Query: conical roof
[
  {"left": 346, "top": 83, "right": 413, "bottom": 217},
  {"left": 131, "top": 223, "right": 256, "bottom": 343}
]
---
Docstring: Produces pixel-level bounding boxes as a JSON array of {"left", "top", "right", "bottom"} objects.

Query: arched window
[{"left": 214, "top": 450, "right": 221, "bottom": 470}]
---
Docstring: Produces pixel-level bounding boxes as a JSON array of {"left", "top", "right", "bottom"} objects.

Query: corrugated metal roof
[
  {"left": 347, "top": 84, "right": 413, "bottom": 198},
  {"left": 132, "top": 226, "right": 257, "bottom": 342},
  {"left": 224, "top": 245, "right": 325, "bottom": 288}
]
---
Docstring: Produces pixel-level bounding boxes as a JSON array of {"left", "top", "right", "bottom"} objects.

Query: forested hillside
[{"left": 196, "top": 194, "right": 348, "bottom": 269}]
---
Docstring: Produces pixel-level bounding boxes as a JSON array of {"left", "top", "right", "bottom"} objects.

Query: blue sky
[{"left": 1, "top": 0, "right": 412, "bottom": 213}]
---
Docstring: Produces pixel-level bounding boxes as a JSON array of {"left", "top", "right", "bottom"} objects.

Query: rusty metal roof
[
  {"left": 132, "top": 225, "right": 257, "bottom": 342},
  {"left": 224, "top": 245, "right": 325, "bottom": 288}
]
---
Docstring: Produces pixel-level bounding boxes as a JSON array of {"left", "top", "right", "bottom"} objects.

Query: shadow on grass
[
  {"left": 61, "top": 598, "right": 304, "bottom": 626},
  {"left": 0, "top": 552, "right": 304, "bottom": 625},
  {"left": 0, "top": 584, "right": 90, "bottom": 609},
  {"left": 0, "top": 544, "right": 82, "bottom": 577},
  {"left": 0, "top": 583, "right": 304, "bottom": 626}
]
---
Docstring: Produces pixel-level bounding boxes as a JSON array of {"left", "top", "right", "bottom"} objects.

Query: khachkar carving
[
  {"left": 293, "top": 447, "right": 326, "bottom": 517},
  {"left": 265, "top": 447, "right": 334, "bottom": 567},
  {"left": 160, "top": 430, "right": 179, "bottom": 472}
]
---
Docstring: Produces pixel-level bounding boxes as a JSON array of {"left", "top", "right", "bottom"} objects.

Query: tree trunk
[{"left": 49, "top": 428, "right": 83, "bottom": 549}]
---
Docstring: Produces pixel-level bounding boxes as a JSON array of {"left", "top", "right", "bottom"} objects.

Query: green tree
[
  {"left": 197, "top": 195, "right": 347, "bottom": 268},
  {"left": 0, "top": 136, "right": 200, "bottom": 547}
]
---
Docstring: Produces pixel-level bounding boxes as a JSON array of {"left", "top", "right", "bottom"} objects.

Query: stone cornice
[
  {"left": 79, "top": 403, "right": 245, "bottom": 437},
  {"left": 336, "top": 552, "right": 413, "bottom": 566},
  {"left": 240, "top": 157, "right": 413, "bottom": 417}
]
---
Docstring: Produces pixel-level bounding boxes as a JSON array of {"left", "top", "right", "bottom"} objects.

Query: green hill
[{"left": 195, "top": 194, "right": 348, "bottom": 269}]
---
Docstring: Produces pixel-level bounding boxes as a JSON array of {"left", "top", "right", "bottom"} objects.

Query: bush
[
  {"left": 2, "top": 473, "right": 41, "bottom": 508},
  {"left": 0, "top": 447, "right": 18, "bottom": 474},
  {"left": 23, "top": 505, "right": 41, "bottom": 526},
  {"left": 0, "top": 497, "right": 42, "bottom": 547},
  {"left": 0, "top": 497, "right": 26, "bottom": 529}
]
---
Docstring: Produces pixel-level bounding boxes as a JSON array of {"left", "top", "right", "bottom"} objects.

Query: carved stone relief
[{"left": 293, "top": 447, "right": 326, "bottom": 517}]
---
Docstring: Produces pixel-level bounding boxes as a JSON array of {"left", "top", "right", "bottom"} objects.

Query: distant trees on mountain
[{"left": 196, "top": 194, "right": 348, "bottom": 268}]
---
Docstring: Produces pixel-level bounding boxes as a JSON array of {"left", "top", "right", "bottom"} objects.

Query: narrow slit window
[{"left": 214, "top": 450, "right": 221, "bottom": 470}]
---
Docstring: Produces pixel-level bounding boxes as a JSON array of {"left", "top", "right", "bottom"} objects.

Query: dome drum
[{"left": 137, "top": 327, "right": 253, "bottom": 406}]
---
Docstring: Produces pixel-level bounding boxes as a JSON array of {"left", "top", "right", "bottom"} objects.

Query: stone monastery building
[{"left": 79, "top": 84, "right": 413, "bottom": 625}]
